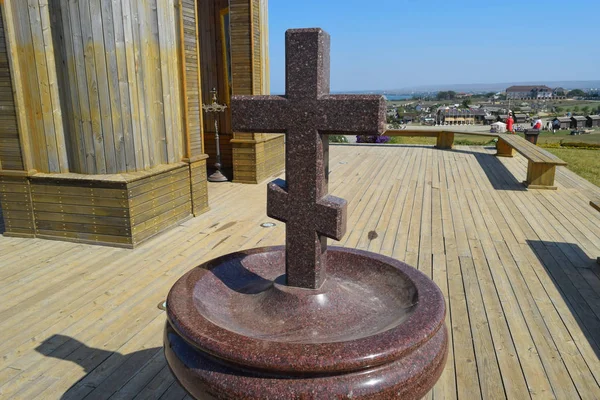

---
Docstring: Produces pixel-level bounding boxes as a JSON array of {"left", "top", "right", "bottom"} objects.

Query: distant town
[{"left": 384, "top": 84, "right": 600, "bottom": 131}]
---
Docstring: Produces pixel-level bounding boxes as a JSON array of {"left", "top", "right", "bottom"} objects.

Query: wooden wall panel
[
  {"left": 0, "top": 6, "right": 23, "bottom": 171},
  {"left": 0, "top": 175, "right": 35, "bottom": 237},
  {"left": 229, "top": 0, "right": 252, "bottom": 97},
  {"left": 128, "top": 165, "right": 192, "bottom": 245},
  {"left": 14, "top": 164, "right": 196, "bottom": 247},
  {"left": 229, "top": 0, "right": 283, "bottom": 183},
  {"left": 45, "top": 0, "right": 185, "bottom": 174},
  {"left": 181, "top": 0, "right": 204, "bottom": 158}
]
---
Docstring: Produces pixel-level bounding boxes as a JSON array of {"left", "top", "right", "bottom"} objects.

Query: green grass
[
  {"left": 542, "top": 148, "right": 600, "bottom": 187},
  {"left": 535, "top": 131, "right": 600, "bottom": 146}
]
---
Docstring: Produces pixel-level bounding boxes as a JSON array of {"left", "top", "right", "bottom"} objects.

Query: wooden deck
[{"left": 1, "top": 144, "right": 600, "bottom": 400}]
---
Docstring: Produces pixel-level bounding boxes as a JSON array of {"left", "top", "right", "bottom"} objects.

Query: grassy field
[
  {"left": 535, "top": 130, "right": 600, "bottom": 146},
  {"left": 543, "top": 148, "right": 600, "bottom": 187}
]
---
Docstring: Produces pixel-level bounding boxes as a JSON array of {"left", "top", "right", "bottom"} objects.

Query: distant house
[
  {"left": 513, "top": 113, "right": 528, "bottom": 123},
  {"left": 586, "top": 115, "right": 600, "bottom": 128},
  {"left": 506, "top": 85, "right": 553, "bottom": 100},
  {"left": 483, "top": 106, "right": 503, "bottom": 115},
  {"left": 470, "top": 109, "right": 488, "bottom": 124},
  {"left": 483, "top": 115, "right": 496, "bottom": 125},
  {"left": 570, "top": 116, "right": 588, "bottom": 129},
  {"left": 553, "top": 117, "right": 571, "bottom": 130},
  {"left": 498, "top": 114, "right": 509, "bottom": 122},
  {"left": 437, "top": 108, "right": 477, "bottom": 125},
  {"left": 553, "top": 87, "right": 567, "bottom": 99}
]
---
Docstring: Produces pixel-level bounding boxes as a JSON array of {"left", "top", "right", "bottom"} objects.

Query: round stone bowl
[{"left": 164, "top": 246, "right": 448, "bottom": 399}]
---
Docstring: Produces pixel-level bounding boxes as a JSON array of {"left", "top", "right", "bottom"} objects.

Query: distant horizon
[
  {"left": 268, "top": 0, "right": 599, "bottom": 93},
  {"left": 272, "top": 79, "right": 600, "bottom": 95}
]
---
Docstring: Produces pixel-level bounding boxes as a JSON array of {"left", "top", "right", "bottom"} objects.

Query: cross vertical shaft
[{"left": 231, "top": 28, "right": 386, "bottom": 289}]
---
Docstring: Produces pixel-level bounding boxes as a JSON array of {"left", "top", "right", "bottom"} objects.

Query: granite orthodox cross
[{"left": 231, "top": 28, "right": 385, "bottom": 289}]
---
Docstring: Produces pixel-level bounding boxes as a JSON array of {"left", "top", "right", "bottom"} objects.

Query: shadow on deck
[
  {"left": 449, "top": 147, "right": 527, "bottom": 191},
  {"left": 0, "top": 201, "right": 5, "bottom": 234},
  {"left": 35, "top": 335, "right": 179, "bottom": 399},
  {"left": 527, "top": 240, "right": 600, "bottom": 359}
]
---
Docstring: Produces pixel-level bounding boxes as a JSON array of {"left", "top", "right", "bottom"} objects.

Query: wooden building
[
  {"left": 0, "top": 0, "right": 283, "bottom": 247},
  {"left": 553, "top": 117, "right": 571, "bottom": 130},
  {"left": 483, "top": 115, "right": 496, "bottom": 125},
  {"left": 513, "top": 113, "right": 528, "bottom": 124},
  {"left": 570, "top": 116, "right": 588, "bottom": 129},
  {"left": 586, "top": 115, "right": 600, "bottom": 128}
]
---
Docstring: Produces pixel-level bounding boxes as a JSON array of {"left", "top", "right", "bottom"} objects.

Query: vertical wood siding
[
  {"left": 229, "top": 0, "right": 253, "bottom": 142},
  {"left": 0, "top": 6, "right": 24, "bottom": 171},
  {"left": 7, "top": 0, "right": 68, "bottom": 173},
  {"left": 54, "top": 0, "right": 184, "bottom": 174},
  {"left": 4, "top": 0, "right": 185, "bottom": 175},
  {"left": 181, "top": 0, "right": 204, "bottom": 157}
]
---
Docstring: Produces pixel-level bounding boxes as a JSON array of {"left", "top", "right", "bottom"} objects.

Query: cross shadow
[
  {"left": 205, "top": 250, "right": 277, "bottom": 295},
  {"left": 445, "top": 147, "right": 527, "bottom": 191},
  {"left": 526, "top": 240, "right": 600, "bottom": 359},
  {"left": 35, "top": 335, "right": 178, "bottom": 399}
]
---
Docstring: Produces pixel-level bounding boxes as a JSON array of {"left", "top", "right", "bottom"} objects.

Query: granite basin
[{"left": 165, "top": 246, "right": 448, "bottom": 399}]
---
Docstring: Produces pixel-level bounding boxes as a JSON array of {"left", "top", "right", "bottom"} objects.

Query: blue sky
[{"left": 268, "top": 0, "right": 599, "bottom": 92}]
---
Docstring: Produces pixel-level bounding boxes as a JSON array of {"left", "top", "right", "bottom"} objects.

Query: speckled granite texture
[
  {"left": 165, "top": 28, "right": 447, "bottom": 399},
  {"left": 231, "top": 28, "right": 386, "bottom": 289},
  {"left": 165, "top": 247, "right": 448, "bottom": 399}
]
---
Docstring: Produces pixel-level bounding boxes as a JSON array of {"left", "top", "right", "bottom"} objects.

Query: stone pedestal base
[
  {"left": 165, "top": 246, "right": 448, "bottom": 399},
  {"left": 165, "top": 322, "right": 447, "bottom": 400}
]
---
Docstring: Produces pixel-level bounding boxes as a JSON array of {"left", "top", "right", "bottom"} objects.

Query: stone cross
[{"left": 231, "top": 28, "right": 385, "bottom": 289}]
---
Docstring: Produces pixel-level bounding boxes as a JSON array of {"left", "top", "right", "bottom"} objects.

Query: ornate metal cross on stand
[
  {"left": 232, "top": 28, "right": 385, "bottom": 289},
  {"left": 203, "top": 89, "right": 228, "bottom": 182}
]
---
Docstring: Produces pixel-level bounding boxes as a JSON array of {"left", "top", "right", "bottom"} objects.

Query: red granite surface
[{"left": 165, "top": 247, "right": 448, "bottom": 399}]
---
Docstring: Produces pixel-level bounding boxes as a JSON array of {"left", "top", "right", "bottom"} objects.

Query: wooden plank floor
[{"left": 1, "top": 144, "right": 600, "bottom": 400}]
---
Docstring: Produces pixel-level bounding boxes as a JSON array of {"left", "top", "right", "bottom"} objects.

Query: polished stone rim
[{"left": 167, "top": 246, "right": 446, "bottom": 374}]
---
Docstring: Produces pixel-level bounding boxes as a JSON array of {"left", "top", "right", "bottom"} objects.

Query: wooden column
[
  {"left": 2, "top": 0, "right": 69, "bottom": 174},
  {"left": 0, "top": 2, "right": 36, "bottom": 237},
  {"left": 179, "top": 0, "right": 208, "bottom": 215},
  {"left": 229, "top": 0, "right": 284, "bottom": 184}
]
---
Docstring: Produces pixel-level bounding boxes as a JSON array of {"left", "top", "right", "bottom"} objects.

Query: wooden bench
[
  {"left": 591, "top": 199, "right": 600, "bottom": 265},
  {"left": 496, "top": 134, "right": 567, "bottom": 190},
  {"left": 385, "top": 129, "right": 498, "bottom": 150}
]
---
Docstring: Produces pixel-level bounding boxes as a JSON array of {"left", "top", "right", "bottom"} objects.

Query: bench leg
[
  {"left": 436, "top": 132, "right": 454, "bottom": 149},
  {"left": 496, "top": 140, "right": 515, "bottom": 157},
  {"left": 524, "top": 161, "right": 558, "bottom": 190}
]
